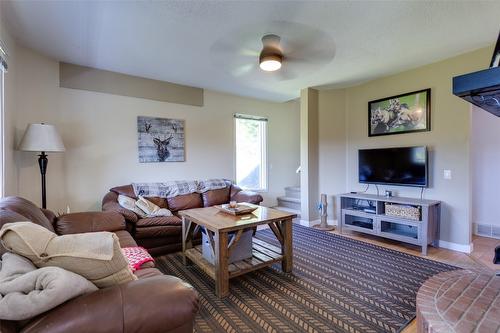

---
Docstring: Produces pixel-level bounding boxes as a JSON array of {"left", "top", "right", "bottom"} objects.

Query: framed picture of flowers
[{"left": 368, "top": 88, "right": 431, "bottom": 137}]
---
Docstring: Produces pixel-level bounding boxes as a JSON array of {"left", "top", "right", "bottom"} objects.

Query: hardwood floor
[{"left": 327, "top": 229, "right": 499, "bottom": 333}]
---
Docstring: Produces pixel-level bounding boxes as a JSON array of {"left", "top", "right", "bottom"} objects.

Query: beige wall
[
  {"left": 318, "top": 88, "right": 346, "bottom": 219},
  {"left": 300, "top": 88, "right": 320, "bottom": 222},
  {"left": 471, "top": 106, "right": 500, "bottom": 229},
  {"left": 10, "top": 45, "right": 300, "bottom": 213},
  {"left": 317, "top": 46, "right": 493, "bottom": 247}
]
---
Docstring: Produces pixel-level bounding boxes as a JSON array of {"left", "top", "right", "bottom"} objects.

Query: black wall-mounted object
[
  {"left": 452, "top": 31, "right": 500, "bottom": 117},
  {"left": 358, "top": 146, "right": 428, "bottom": 188}
]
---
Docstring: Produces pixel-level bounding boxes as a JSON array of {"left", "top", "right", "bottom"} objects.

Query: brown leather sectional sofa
[
  {"left": 0, "top": 196, "right": 199, "bottom": 333},
  {"left": 102, "top": 184, "right": 263, "bottom": 256}
]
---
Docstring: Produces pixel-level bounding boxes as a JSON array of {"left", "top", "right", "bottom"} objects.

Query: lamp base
[{"left": 38, "top": 152, "right": 48, "bottom": 209}]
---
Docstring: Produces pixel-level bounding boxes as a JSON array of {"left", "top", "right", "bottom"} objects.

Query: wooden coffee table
[{"left": 179, "top": 204, "right": 296, "bottom": 298}]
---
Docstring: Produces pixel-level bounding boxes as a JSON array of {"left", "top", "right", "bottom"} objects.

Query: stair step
[
  {"left": 284, "top": 186, "right": 300, "bottom": 199},
  {"left": 277, "top": 196, "right": 301, "bottom": 210},
  {"left": 273, "top": 206, "right": 301, "bottom": 217},
  {"left": 284, "top": 186, "right": 300, "bottom": 192},
  {"left": 277, "top": 196, "right": 300, "bottom": 203}
]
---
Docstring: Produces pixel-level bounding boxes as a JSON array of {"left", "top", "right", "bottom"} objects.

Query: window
[
  {"left": 0, "top": 41, "right": 6, "bottom": 198},
  {"left": 0, "top": 68, "right": 3, "bottom": 198},
  {"left": 234, "top": 114, "right": 267, "bottom": 191}
]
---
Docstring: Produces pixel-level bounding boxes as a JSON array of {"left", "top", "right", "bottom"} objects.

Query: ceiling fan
[
  {"left": 210, "top": 21, "right": 336, "bottom": 81},
  {"left": 259, "top": 34, "right": 283, "bottom": 72}
]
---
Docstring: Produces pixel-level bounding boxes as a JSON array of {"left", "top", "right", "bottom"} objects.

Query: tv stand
[{"left": 337, "top": 193, "right": 441, "bottom": 255}]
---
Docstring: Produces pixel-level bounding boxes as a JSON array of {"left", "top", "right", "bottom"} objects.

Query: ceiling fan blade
[
  {"left": 232, "top": 63, "right": 257, "bottom": 77},
  {"left": 274, "top": 68, "right": 297, "bottom": 81},
  {"left": 240, "top": 48, "right": 260, "bottom": 57},
  {"left": 209, "top": 20, "right": 336, "bottom": 81}
]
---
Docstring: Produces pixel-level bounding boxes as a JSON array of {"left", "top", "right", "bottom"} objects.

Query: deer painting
[
  {"left": 137, "top": 116, "right": 185, "bottom": 163},
  {"left": 152, "top": 135, "right": 173, "bottom": 161}
]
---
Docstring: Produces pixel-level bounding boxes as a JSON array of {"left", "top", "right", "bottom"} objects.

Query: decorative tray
[{"left": 215, "top": 203, "right": 258, "bottom": 215}]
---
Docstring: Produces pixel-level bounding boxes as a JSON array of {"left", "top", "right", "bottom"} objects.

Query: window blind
[
  {"left": 234, "top": 113, "right": 268, "bottom": 122},
  {"left": 0, "top": 40, "right": 8, "bottom": 72}
]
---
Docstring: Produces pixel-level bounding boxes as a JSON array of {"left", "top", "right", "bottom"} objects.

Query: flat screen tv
[{"left": 358, "top": 146, "right": 428, "bottom": 187}]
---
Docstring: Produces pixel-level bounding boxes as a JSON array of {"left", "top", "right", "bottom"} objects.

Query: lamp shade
[{"left": 18, "top": 123, "right": 65, "bottom": 152}]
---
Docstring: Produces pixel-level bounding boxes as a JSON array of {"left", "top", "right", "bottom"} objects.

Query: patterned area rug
[{"left": 156, "top": 224, "right": 457, "bottom": 333}]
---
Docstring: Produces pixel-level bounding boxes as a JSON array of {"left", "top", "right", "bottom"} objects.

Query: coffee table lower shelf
[{"left": 184, "top": 238, "right": 283, "bottom": 279}]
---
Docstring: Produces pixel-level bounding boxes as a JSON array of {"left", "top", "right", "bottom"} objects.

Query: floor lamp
[{"left": 18, "top": 123, "right": 65, "bottom": 209}]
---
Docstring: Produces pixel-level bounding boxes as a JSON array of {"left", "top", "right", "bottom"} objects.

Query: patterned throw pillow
[
  {"left": 135, "top": 196, "right": 173, "bottom": 217},
  {"left": 118, "top": 194, "right": 147, "bottom": 218},
  {"left": 121, "top": 246, "right": 154, "bottom": 272}
]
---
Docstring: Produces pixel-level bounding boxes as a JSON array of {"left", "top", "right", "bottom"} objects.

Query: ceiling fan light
[
  {"left": 259, "top": 54, "right": 282, "bottom": 71},
  {"left": 260, "top": 59, "right": 282, "bottom": 71}
]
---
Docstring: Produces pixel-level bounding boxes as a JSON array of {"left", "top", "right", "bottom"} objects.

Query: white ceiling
[{"left": 1, "top": 1, "right": 499, "bottom": 102}]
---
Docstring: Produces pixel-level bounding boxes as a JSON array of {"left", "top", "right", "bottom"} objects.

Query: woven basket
[{"left": 385, "top": 203, "right": 421, "bottom": 221}]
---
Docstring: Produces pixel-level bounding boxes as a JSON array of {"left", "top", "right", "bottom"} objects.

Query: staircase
[{"left": 275, "top": 186, "right": 301, "bottom": 217}]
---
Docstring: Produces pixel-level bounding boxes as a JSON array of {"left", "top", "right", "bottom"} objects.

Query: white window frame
[
  {"left": 0, "top": 40, "right": 7, "bottom": 198},
  {"left": 234, "top": 114, "right": 268, "bottom": 192},
  {"left": 0, "top": 62, "right": 5, "bottom": 198}
]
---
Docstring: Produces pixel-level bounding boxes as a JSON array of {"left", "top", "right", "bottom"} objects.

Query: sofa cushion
[
  {"left": 134, "top": 267, "right": 163, "bottom": 279},
  {"left": 0, "top": 222, "right": 136, "bottom": 288},
  {"left": 167, "top": 193, "right": 203, "bottom": 212},
  {"left": 134, "top": 225, "right": 182, "bottom": 239},
  {"left": 110, "top": 185, "right": 137, "bottom": 199},
  {"left": 202, "top": 187, "right": 230, "bottom": 207},
  {"left": 136, "top": 216, "right": 182, "bottom": 228},
  {"left": 115, "top": 230, "right": 138, "bottom": 248},
  {"left": 0, "top": 197, "right": 55, "bottom": 232},
  {"left": 55, "top": 212, "right": 126, "bottom": 235},
  {"left": 143, "top": 197, "right": 168, "bottom": 209}
]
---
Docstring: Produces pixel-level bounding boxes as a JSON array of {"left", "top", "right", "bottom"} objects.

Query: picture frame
[
  {"left": 137, "top": 116, "right": 185, "bottom": 162},
  {"left": 368, "top": 88, "right": 431, "bottom": 137}
]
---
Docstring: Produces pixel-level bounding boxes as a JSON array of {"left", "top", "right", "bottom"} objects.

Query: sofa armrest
[
  {"left": 54, "top": 211, "right": 126, "bottom": 235},
  {"left": 0, "top": 320, "right": 18, "bottom": 333},
  {"left": 102, "top": 191, "right": 139, "bottom": 223},
  {"left": 40, "top": 208, "right": 57, "bottom": 225},
  {"left": 231, "top": 190, "right": 263, "bottom": 205},
  {"left": 20, "top": 275, "right": 198, "bottom": 333}
]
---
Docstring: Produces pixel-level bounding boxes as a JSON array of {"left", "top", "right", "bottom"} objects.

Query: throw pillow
[
  {"left": 118, "top": 194, "right": 147, "bottom": 218},
  {"left": 0, "top": 222, "right": 136, "bottom": 288},
  {"left": 121, "top": 247, "right": 154, "bottom": 272},
  {"left": 136, "top": 196, "right": 173, "bottom": 217}
]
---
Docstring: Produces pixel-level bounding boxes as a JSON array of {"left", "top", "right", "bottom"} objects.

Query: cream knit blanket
[
  {"left": 0, "top": 252, "right": 97, "bottom": 320},
  {"left": 0, "top": 222, "right": 136, "bottom": 288}
]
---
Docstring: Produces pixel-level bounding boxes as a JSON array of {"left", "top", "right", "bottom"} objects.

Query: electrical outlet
[{"left": 443, "top": 170, "right": 452, "bottom": 180}]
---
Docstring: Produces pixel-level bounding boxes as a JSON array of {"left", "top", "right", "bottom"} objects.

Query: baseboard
[
  {"left": 298, "top": 219, "right": 473, "bottom": 253},
  {"left": 299, "top": 219, "right": 311, "bottom": 227},
  {"left": 300, "top": 219, "right": 337, "bottom": 227},
  {"left": 437, "top": 240, "right": 473, "bottom": 254}
]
